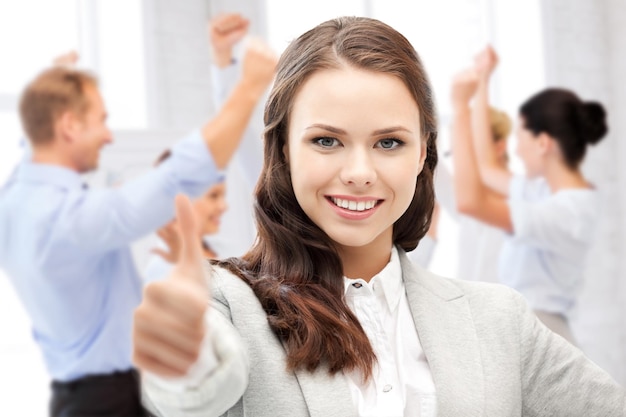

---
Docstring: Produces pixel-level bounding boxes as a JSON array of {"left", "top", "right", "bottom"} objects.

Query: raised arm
[
  {"left": 202, "top": 38, "right": 277, "bottom": 169},
  {"left": 209, "top": 13, "right": 250, "bottom": 70},
  {"left": 472, "top": 46, "right": 512, "bottom": 196},
  {"left": 66, "top": 40, "right": 276, "bottom": 251},
  {"left": 451, "top": 68, "right": 513, "bottom": 232},
  {"left": 208, "top": 13, "right": 266, "bottom": 187}
]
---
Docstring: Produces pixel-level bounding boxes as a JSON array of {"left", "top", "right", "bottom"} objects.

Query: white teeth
[{"left": 330, "top": 197, "right": 378, "bottom": 212}]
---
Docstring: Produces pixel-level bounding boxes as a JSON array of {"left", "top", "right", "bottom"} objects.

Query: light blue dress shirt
[{"left": 0, "top": 130, "right": 219, "bottom": 382}]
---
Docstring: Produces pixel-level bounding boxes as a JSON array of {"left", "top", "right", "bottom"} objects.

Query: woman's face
[
  {"left": 286, "top": 65, "right": 425, "bottom": 253},
  {"left": 193, "top": 183, "right": 227, "bottom": 236}
]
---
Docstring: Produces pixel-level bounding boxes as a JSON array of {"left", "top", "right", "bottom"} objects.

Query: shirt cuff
[
  {"left": 211, "top": 62, "right": 241, "bottom": 108},
  {"left": 165, "top": 129, "right": 224, "bottom": 192}
]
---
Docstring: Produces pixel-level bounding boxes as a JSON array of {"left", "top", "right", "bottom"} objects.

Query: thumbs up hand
[{"left": 133, "top": 194, "right": 210, "bottom": 377}]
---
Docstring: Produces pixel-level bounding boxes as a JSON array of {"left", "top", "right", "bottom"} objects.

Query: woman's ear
[
  {"left": 282, "top": 143, "right": 290, "bottom": 164},
  {"left": 537, "top": 132, "right": 554, "bottom": 156},
  {"left": 417, "top": 140, "right": 427, "bottom": 174}
]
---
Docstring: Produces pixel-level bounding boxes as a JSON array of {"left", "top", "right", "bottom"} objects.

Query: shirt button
[
  {"left": 352, "top": 282, "right": 363, "bottom": 288},
  {"left": 383, "top": 384, "right": 392, "bottom": 392}
]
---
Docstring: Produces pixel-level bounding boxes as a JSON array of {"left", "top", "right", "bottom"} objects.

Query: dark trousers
[{"left": 50, "top": 369, "right": 150, "bottom": 417}]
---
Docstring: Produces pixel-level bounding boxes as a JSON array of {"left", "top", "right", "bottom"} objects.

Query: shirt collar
[
  {"left": 16, "top": 162, "right": 84, "bottom": 190},
  {"left": 343, "top": 246, "right": 404, "bottom": 312}
]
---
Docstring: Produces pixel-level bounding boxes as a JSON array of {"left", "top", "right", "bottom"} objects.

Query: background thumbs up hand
[{"left": 133, "top": 194, "right": 210, "bottom": 378}]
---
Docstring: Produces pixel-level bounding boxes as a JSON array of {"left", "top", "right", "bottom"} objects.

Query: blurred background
[{"left": 0, "top": 0, "right": 624, "bottom": 414}]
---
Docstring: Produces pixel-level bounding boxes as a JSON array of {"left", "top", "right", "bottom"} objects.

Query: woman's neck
[
  {"left": 544, "top": 161, "right": 589, "bottom": 193},
  {"left": 337, "top": 234, "right": 393, "bottom": 282}
]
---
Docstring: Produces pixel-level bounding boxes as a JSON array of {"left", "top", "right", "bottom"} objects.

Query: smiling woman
[
  {"left": 132, "top": 16, "right": 624, "bottom": 417},
  {"left": 287, "top": 66, "right": 426, "bottom": 266}
]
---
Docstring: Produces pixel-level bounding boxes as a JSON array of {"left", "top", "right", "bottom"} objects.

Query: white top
[
  {"left": 152, "top": 247, "right": 437, "bottom": 416},
  {"left": 499, "top": 175, "right": 599, "bottom": 315},
  {"left": 423, "top": 161, "right": 504, "bottom": 282},
  {"left": 344, "top": 246, "right": 437, "bottom": 417}
]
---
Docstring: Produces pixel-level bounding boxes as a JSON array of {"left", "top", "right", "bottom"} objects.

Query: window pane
[
  {"left": 0, "top": 0, "right": 79, "bottom": 95},
  {"left": 371, "top": 0, "right": 485, "bottom": 121},
  {"left": 93, "top": 0, "right": 148, "bottom": 129}
]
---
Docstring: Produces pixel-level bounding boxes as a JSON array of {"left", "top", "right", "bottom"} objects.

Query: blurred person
[
  {"left": 133, "top": 17, "right": 623, "bottom": 417},
  {"left": 0, "top": 40, "right": 276, "bottom": 416},
  {"left": 205, "top": 12, "right": 265, "bottom": 258},
  {"left": 144, "top": 150, "right": 228, "bottom": 282},
  {"left": 408, "top": 107, "right": 510, "bottom": 283},
  {"left": 451, "top": 46, "right": 607, "bottom": 344}
]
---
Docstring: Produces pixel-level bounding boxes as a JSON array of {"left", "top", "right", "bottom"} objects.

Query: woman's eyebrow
[
  {"left": 305, "top": 124, "right": 413, "bottom": 135},
  {"left": 305, "top": 124, "right": 346, "bottom": 134},
  {"left": 372, "top": 126, "right": 413, "bottom": 135}
]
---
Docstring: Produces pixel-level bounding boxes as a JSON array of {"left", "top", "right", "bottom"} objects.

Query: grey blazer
[{"left": 143, "top": 249, "right": 625, "bottom": 417}]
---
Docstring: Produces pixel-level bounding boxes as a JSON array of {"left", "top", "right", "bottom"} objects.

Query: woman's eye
[
  {"left": 315, "top": 137, "right": 338, "bottom": 147},
  {"left": 377, "top": 138, "right": 403, "bottom": 149}
]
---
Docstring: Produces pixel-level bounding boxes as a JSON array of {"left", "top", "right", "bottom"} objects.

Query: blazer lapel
[
  {"left": 400, "top": 250, "right": 485, "bottom": 417},
  {"left": 283, "top": 339, "right": 357, "bottom": 417}
]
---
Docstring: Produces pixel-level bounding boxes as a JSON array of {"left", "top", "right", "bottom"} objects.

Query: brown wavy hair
[{"left": 216, "top": 16, "right": 438, "bottom": 380}]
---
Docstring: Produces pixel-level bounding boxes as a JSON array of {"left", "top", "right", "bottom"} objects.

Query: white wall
[{"left": 607, "top": 0, "right": 626, "bottom": 384}]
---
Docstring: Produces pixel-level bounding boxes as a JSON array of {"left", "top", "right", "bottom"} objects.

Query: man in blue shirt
[{"left": 0, "top": 40, "right": 276, "bottom": 416}]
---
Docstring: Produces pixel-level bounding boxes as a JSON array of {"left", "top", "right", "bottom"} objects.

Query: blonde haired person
[{"left": 410, "top": 106, "right": 511, "bottom": 285}]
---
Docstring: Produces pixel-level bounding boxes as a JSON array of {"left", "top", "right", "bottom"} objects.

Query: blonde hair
[
  {"left": 489, "top": 107, "right": 511, "bottom": 143},
  {"left": 19, "top": 67, "right": 98, "bottom": 146}
]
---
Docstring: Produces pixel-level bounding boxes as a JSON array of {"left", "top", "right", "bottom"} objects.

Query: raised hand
[
  {"left": 239, "top": 37, "right": 278, "bottom": 98},
  {"left": 209, "top": 13, "right": 250, "bottom": 68},
  {"left": 133, "top": 194, "right": 209, "bottom": 377},
  {"left": 451, "top": 67, "right": 480, "bottom": 108},
  {"left": 474, "top": 45, "right": 498, "bottom": 79},
  {"left": 52, "top": 50, "right": 79, "bottom": 67}
]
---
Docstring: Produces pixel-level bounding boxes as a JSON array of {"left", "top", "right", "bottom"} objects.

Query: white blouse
[
  {"left": 344, "top": 246, "right": 436, "bottom": 417},
  {"left": 501, "top": 175, "right": 599, "bottom": 315}
]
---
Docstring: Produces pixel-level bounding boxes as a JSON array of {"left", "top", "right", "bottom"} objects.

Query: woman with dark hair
[
  {"left": 132, "top": 18, "right": 623, "bottom": 417},
  {"left": 452, "top": 46, "right": 608, "bottom": 344}
]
